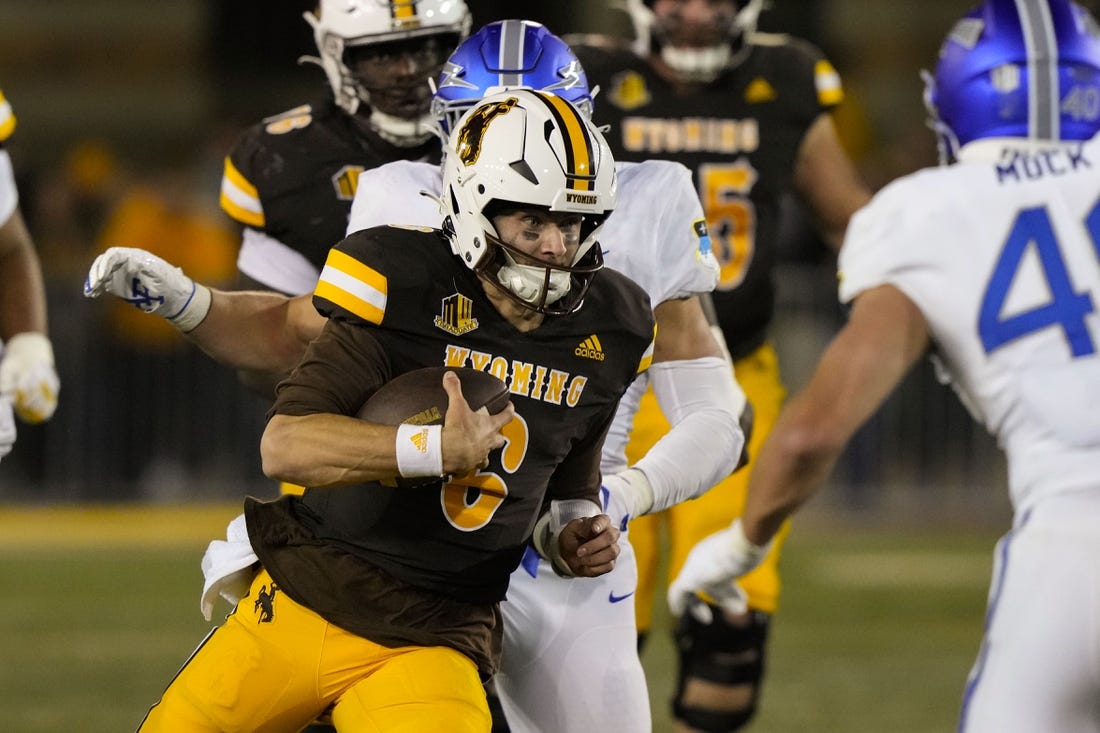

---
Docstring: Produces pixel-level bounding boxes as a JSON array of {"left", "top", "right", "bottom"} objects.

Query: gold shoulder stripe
[
  {"left": 219, "top": 156, "right": 264, "bottom": 227},
  {"left": 315, "top": 248, "right": 389, "bottom": 325},
  {"left": 537, "top": 92, "right": 594, "bottom": 191},
  {"left": 814, "top": 60, "right": 845, "bottom": 107},
  {"left": 0, "top": 91, "right": 16, "bottom": 142}
]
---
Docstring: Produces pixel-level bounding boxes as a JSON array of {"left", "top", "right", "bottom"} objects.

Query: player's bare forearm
[
  {"left": 261, "top": 377, "right": 513, "bottom": 488},
  {"left": 0, "top": 209, "right": 48, "bottom": 338},
  {"left": 190, "top": 291, "right": 321, "bottom": 375},
  {"left": 261, "top": 412, "right": 402, "bottom": 487},
  {"left": 651, "top": 296, "right": 724, "bottom": 362},
  {"left": 794, "top": 113, "right": 872, "bottom": 252},
  {"left": 740, "top": 285, "right": 929, "bottom": 546}
]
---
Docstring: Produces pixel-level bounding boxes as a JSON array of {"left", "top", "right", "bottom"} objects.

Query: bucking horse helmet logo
[{"left": 456, "top": 97, "right": 518, "bottom": 166}]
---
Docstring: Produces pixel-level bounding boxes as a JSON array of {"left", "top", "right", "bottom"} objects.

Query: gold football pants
[
  {"left": 628, "top": 342, "right": 790, "bottom": 631},
  {"left": 139, "top": 568, "right": 490, "bottom": 732}
]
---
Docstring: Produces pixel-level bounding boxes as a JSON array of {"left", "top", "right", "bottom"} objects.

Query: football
[{"left": 358, "top": 366, "right": 511, "bottom": 426}]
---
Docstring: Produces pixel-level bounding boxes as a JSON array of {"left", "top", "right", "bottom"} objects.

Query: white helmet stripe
[
  {"left": 497, "top": 19, "right": 526, "bottom": 87},
  {"left": 1016, "top": 0, "right": 1060, "bottom": 140}
]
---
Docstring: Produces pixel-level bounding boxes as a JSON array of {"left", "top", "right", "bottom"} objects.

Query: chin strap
[{"left": 368, "top": 108, "right": 437, "bottom": 147}]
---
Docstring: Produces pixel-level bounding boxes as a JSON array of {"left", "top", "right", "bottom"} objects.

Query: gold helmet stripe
[
  {"left": 391, "top": 0, "right": 417, "bottom": 21},
  {"left": 532, "top": 91, "right": 595, "bottom": 192}
]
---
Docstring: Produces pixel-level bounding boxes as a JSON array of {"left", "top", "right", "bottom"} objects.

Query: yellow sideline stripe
[{"left": 0, "top": 503, "right": 241, "bottom": 549}]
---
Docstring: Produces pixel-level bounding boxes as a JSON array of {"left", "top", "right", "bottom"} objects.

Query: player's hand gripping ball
[{"left": 359, "top": 367, "right": 510, "bottom": 487}]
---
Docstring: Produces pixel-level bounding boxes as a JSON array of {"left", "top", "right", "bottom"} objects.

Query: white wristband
[
  {"left": 395, "top": 423, "right": 443, "bottom": 478},
  {"left": 167, "top": 282, "right": 212, "bottom": 333}
]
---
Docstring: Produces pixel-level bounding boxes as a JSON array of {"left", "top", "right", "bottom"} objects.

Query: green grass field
[{"left": 0, "top": 505, "right": 998, "bottom": 732}]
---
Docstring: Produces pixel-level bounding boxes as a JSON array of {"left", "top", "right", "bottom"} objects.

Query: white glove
[
  {"left": 667, "top": 519, "right": 771, "bottom": 623},
  {"left": 83, "top": 246, "right": 212, "bottom": 332},
  {"left": 0, "top": 396, "right": 15, "bottom": 461},
  {"left": 0, "top": 332, "right": 59, "bottom": 423}
]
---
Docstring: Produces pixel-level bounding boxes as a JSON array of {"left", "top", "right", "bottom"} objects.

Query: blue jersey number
[{"left": 978, "top": 201, "right": 1100, "bottom": 356}]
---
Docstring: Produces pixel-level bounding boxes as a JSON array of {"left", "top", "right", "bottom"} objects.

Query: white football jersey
[
  {"left": 349, "top": 157, "right": 720, "bottom": 475},
  {"left": 839, "top": 132, "right": 1100, "bottom": 514}
]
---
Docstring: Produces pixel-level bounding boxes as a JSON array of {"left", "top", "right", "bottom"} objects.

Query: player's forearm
[
  {"left": 260, "top": 412, "right": 401, "bottom": 487},
  {"left": 189, "top": 290, "right": 311, "bottom": 375},
  {"left": 0, "top": 210, "right": 48, "bottom": 338},
  {"left": 635, "top": 356, "right": 746, "bottom": 514},
  {"left": 739, "top": 288, "right": 927, "bottom": 545},
  {"left": 739, "top": 396, "right": 843, "bottom": 546}
]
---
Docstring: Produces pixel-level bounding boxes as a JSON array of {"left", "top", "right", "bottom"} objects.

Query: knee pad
[{"left": 672, "top": 606, "right": 771, "bottom": 732}]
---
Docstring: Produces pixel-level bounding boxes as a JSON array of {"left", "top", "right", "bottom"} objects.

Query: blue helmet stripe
[
  {"left": 498, "top": 19, "right": 526, "bottom": 88},
  {"left": 1017, "top": 0, "right": 1060, "bottom": 140}
]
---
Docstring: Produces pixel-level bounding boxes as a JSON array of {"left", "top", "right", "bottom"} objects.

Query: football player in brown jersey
[
  {"left": 97, "top": 90, "right": 656, "bottom": 732},
  {"left": 570, "top": 1, "right": 872, "bottom": 729},
  {"left": 0, "top": 88, "right": 60, "bottom": 464},
  {"left": 218, "top": 0, "right": 470, "bottom": 395}
]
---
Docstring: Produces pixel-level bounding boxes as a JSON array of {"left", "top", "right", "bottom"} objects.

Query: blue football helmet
[
  {"left": 430, "top": 19, "right": 594, "bottom": 137},
  {"left": 924, "top": 0, "right": 1100, "bottom": 162}
]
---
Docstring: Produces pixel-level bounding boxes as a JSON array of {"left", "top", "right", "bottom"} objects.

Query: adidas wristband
[{"left": 395, "top": 423, "right": 443, "bottom": 478}]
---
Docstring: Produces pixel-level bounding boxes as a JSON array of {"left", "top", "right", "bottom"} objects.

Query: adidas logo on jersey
[
  {"left": 745, "top": 77, "right": 777, "bottom": 103},
  {"left": 575, "top": 335, "right": 606, "bottom": 361},
  {"left": 607, "top": 71, "right": 651, "bottom": 111}
]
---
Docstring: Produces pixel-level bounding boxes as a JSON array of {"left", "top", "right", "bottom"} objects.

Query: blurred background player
[
  {"left": 0, "top": 88, "right": 60, "bottom": 464},
  {"left": 569, "top": 2, "right": 872, "bottom": 729},
  {"left": 667, "top": 1, "right": 1100, "bottom": 731},
  {"left": 218, "top": 0, "right": 470, "bottom": 391}
]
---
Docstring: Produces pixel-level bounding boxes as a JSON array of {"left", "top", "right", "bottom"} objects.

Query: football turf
[{"left": 0, "top": 505, "right": 996, "bottom": 732}]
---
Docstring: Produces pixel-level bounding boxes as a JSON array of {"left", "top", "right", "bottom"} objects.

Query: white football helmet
[
  {"left": 626, "top": 0, "right": 765, "bottom": 82},
  {"left": 304, "top": 0, "right": 471, "bottom": 145},
  {"left": 440, "top": 89, "right": 617, "bottom": 315}
]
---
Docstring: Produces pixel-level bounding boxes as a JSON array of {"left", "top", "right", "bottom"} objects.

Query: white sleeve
[
  {"left": 347, "top": 160, "right": 444, "bottom": 234},
  {"left": 632, "top": 356, "right": 746, "bottom": 514},
  {"left": 0, "top": 150, "right": 18, "bottom": 228},
  {"left": 236, "top": 228, "right": 320, "bottom": 296},
  {"left": 605, "top": 161, "right": 719, "bottom": 305},
  {"left": 838, "top": 171, "right": 940, "bottom": 306}
]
